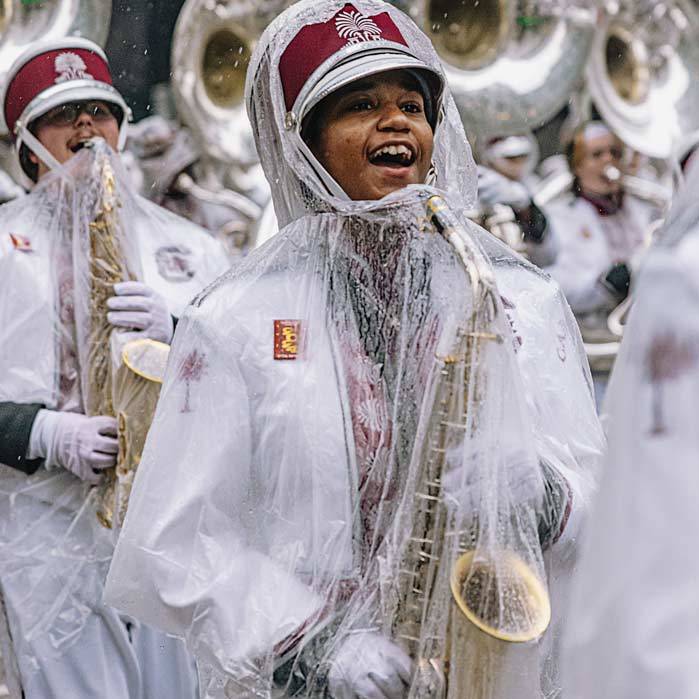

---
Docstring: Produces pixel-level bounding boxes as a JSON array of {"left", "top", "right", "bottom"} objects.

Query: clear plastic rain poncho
[
  {"left": 0, "top": 140, "right": 227, "bottom": 683},
  {"left": 105, "top": 2, "right": 603, "bottom": 697},
  {"left": 562, "top": 159, "right": 699, "bottom": 698}
]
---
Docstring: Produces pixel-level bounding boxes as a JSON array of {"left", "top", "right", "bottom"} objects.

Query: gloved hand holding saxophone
[
  {"left": 328, "top": 631, "right": 412, "bottom": 699},
  {"left": 106, "top": 280, "right": 174, "bottom": 343},
  {"left": 28, "top": 410, "right": 118, "bottom": 484},
  {"left": 26, "top": 280, "right": 172, "bottom": 484}
]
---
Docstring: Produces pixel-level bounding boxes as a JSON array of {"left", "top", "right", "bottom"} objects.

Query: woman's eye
[{"left": 349, "top": 99, "right": 373, "bottom": 112}]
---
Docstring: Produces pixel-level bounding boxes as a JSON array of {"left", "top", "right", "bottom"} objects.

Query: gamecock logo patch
[{"left": 155, "top": 245, "right": 195, "bottom": 282}]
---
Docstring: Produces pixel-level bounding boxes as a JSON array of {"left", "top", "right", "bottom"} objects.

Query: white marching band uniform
[
  {"left": 544, "top": 194, "right": 654, "bottom": 316},
  {"left": 0, "top": 40, "right": 229, "bottom": 698},
  {"left": 105, "top": 2, "right": 603, "bottom": 698},
  {"left": 0, "top": 175, "right": 227, "bottom": 403},
  {"left": 544, "top": 190, "right": 658, "bottom": 410},
  {"left": 0, "top": 154, "right": 226, "bottom": 699},
  {"left": 562, "top": 159, "right": 699, "bottom": 698}
]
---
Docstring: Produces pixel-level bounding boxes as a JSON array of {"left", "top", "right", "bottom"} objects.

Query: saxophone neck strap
[{"left": 16, "top": 122, "right": 73, "bottom": 183}]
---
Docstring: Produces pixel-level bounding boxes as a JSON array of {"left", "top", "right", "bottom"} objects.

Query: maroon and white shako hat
[
  {"left": 279, "top": 3, "right": 443, "bottom": 127},
  {"left": 272, "top": 3, "right": 444, "bottom": 198},
  {"left": 1, "top": 37, "right": 131, "bottom": 178}
]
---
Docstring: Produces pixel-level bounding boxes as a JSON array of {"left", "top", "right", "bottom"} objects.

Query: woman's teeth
[
  {"left": 369, "top": 144, "right": 414, "bottom": 165},
  {"left": 378, "top": 145, "right": 410, "bottom": 157}
]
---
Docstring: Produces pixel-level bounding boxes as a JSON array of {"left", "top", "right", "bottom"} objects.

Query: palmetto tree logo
[
  {"left": 54, "top": 52, "right": 94, "bottom": 83},
  {"left": 178, "top": 349, "right": 207, "bottom": 413},
  {"left": 335, "top": 10, "right": 383, "bottom": 44},
  {"left": 645, "top": 332, "right": 698, "bottom": 435}
]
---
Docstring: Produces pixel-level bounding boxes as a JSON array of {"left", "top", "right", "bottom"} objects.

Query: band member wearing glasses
[{"left": 0, "top": 38, "right": 228, "bottom": 697}]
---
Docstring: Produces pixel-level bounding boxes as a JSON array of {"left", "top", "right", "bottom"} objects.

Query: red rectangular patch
[
  {"left": 274, "top": 320, "right": 301, "bottom": 360},
  {"left": 9, "top": 233, "right": 32, "bottom": 252}
]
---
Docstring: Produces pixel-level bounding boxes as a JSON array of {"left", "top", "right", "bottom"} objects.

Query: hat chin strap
[
  {"left": 292, "top": 130, "right": 350, "bottom": 201},
  {"left": 17, "top": 122, "right": 72, "bottom": 182}
]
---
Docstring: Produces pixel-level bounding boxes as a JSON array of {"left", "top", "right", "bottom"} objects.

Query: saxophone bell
[{"left": 451, "top": 549, "right": 551, "bottom": 644}]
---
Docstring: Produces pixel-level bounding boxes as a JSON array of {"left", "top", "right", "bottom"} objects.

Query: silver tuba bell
[
  {"left": 390, "top": 0, "right": 597, "bottom": 145},
  {"left": 587, "top": 0, "right": 699, "bottom": 159},
  {"left": 388, "top": 0, "right": 596, "bottom": 262},
  {"left": 580, "top": 0, "right": 699, "bottom": 364},
  {"left": 170, "top": 0, "right": 289, "bottom": 253},
  {"left": 0, "top": 0, "right": 111, "bottom": 98},
  {"left": 171, "top": 0, "right": 287, "bottom": 169},
  {"left": 0, "top": 0, "right": 112, "bottom": 186}
]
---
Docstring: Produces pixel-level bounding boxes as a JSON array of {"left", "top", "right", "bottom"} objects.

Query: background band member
[
  {"left": 475, "top": 133, "right": 557, "bottom": 267},
  {"left": 476, "top": 159, "right": 557, "bottom": 268},
  {"left": 544, "top": 121, "right": 659, "bottom": 406},
  {"left": 482, "top": 134, "right": 540, "bottom": 188},
  {"left": 0, "top": 38, "right": 228, "bottom": 697},
  {"left": 106, "top": 2, "right": 603, "bottom": 698}
]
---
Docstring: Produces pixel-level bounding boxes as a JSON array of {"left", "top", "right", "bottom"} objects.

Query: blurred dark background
[{"left": 105, "top": 0, "right": 187, "bottom": 121}]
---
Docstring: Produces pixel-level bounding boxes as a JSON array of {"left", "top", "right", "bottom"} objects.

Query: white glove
[
  {"left": 477, "top": 165, "right": 531, "bottom": 211},
  {"left": 28, "top": 409, "right": 118, "bottom": 484},
  {"left": 328, "top": 632, "right": 412, "bottom": 699},
  {"left": 107, "top": 281, "right": 174, "bottom": 343}
]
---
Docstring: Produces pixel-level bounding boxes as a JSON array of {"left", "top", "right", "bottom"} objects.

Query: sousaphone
[
  {"left": 0, "top": 0, "right": 112, "bottom": 113},
  {"left": 390, "top": 0, "right": 597, "bottom": 146},
  {"left": 170, "top": 0, "right": 288, "bottom": 251},
  {"left": 387, "top": 0, "right": 596, "bottom": 259},
  {"left": 587, "top": 0, "right": 699, "bottom": 159},
  {"left": 171, "top": 0, "right": 289, "bottom": 168}
]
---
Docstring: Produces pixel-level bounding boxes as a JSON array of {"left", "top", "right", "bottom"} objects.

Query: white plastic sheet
[{"left": 563, "top": 160, "right": 699, "bottom": 698}]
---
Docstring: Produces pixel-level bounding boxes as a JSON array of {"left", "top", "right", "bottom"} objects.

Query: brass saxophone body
[
  {"left": 84, "top": 143, "right": 168, "bottom": 528},
  {"left": 85, "top": 153, "right": 125, "bottom": 417},
  {"left": 390, "top": 195, "right": 550, "bottom": 697}
]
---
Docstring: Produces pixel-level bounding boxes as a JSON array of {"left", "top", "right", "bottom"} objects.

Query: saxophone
[
  {"left": 390, "top": 195, "right": 551, "bottom": 698},
  {"left": 84, "top": 141, "right": 169, "bottom": 528},
  {"left": 84, "top": 145, "right": 126, "bottom": 419}
]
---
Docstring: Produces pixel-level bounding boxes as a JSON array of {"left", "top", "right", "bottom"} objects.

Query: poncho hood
[{"left": 245, "top": 0, "right": 478, "bottom": 228}]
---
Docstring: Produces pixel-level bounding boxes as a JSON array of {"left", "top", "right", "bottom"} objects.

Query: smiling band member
[
  {"left": 300, "top": 69, "right": 435, "bottom": 200},
  {"left": 106, "top": 2, "right": 603, "bottom": 698},
  {"left": 543, "top": 121, "right": 659, "bottom": 406},
  {"left": 0, "top": 38, "right": 228, "bottom": 697}
]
